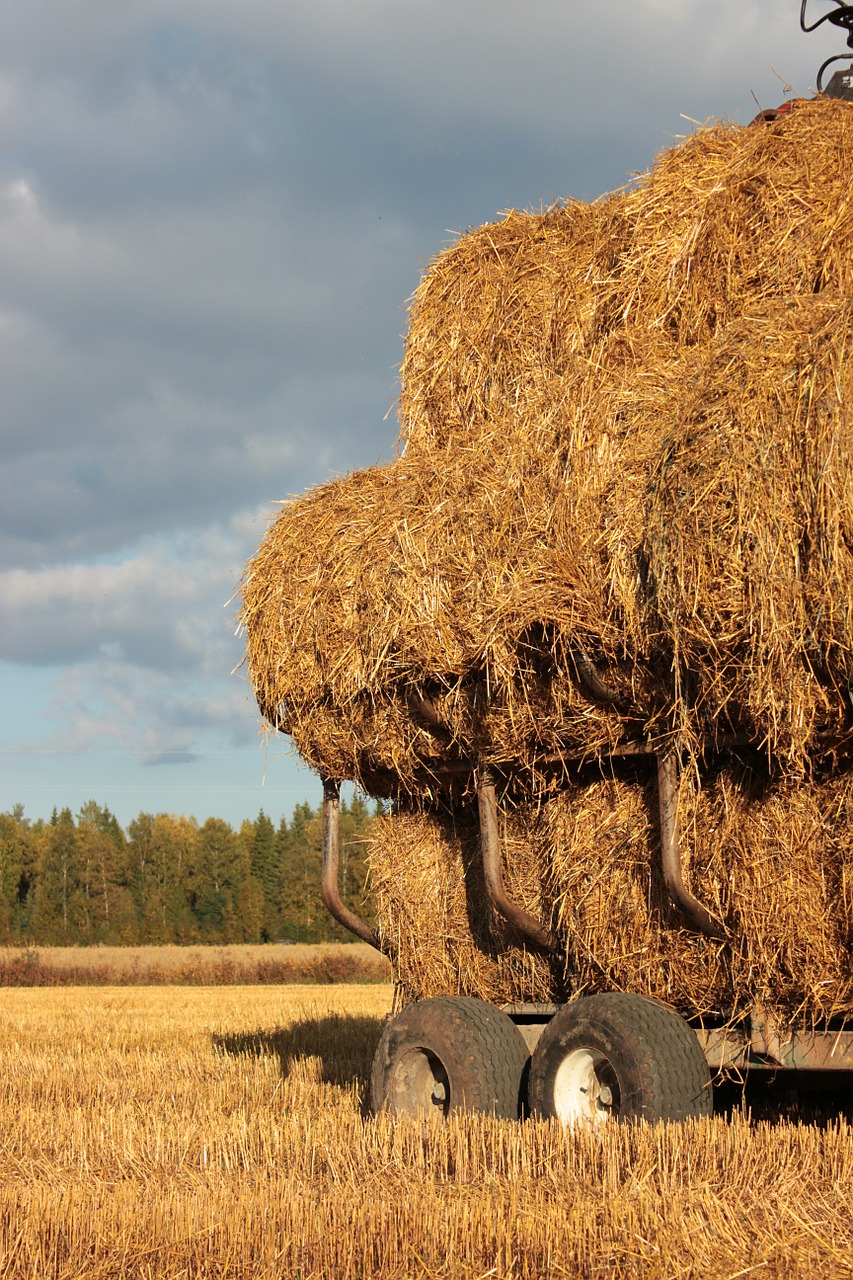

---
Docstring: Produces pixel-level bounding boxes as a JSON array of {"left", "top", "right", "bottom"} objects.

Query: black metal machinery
[{"left": 801, "top": 0, "right": 853, "bottom": 95}]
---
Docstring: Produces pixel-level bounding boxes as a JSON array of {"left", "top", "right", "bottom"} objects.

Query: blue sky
[{"left": 0, "top": 1, "right": 844, "bottom": 830}]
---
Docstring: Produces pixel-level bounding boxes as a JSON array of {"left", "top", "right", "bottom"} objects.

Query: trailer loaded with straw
[{"left": 241, "top": 94, "right": 853, "bottom": 1124}]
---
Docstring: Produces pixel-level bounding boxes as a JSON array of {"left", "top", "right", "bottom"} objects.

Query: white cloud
[{"left": 0, "top": 521, "right": 248, "bottom": 670}]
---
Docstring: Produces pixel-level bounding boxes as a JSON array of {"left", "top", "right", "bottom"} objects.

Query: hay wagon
[
  {"left": 242, "top": 94, "right": 853, "bottom": 1124},
  {"left": 320, "top": 738, "right": 853, "bottom": 1126}
]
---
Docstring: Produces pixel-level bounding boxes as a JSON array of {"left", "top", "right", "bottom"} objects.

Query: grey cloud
[
  {"left": 190, "top": 1, "right": 828, "bottom": 131},
  {"left": 0, "top": 162, "right": 408, "bottom": 563},
  {"left": 32, "top": 653, "right": 260, "bottom": 762},
  {"left": 4, "top": 5, "right": 828, "bottom": 232},
  {"left": 0, "top": 176, "right": 412, "bottom": 358},
  {"left": 0, "top": 367, "right": 394, "bottom": 567},
  {"left": 0, "top": 526, "right": 243, "bottom": 670},
  {"left": 1, "top": 0, "right": 846, "bottom": 818}
]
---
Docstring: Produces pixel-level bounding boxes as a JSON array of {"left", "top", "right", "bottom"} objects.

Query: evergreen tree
[
  {"left": 252, "top": 811, "right": 280, "bottom": 940},
  {"left": 190, "top": 818, "right": 241, "bottom": 942},
  {"left": 127, "top": 813, "right": 199, "bottom": 943},
  {"left": 0, "top": 794, "right": 380, "bottom": 945},
  {"left": 77, "top": 801, "right": 132, "bottom": 943},
  {"left": 0, "top": 808, "right": 29, "bottom": 941},
  {"left": 126, "top": 813, "right": 156, "bottom": 940},
  {"left": 29, "top": 808, "right": 84, "bottom": 943},
  {"left": 278, "top": 801, "right": 321, "bottom": 941},
  {"left": 230, "top": 820, "right": 262, "bottom": 943},
  {"left": 151, "top": 815, "right": 197, "bottom": 943}
]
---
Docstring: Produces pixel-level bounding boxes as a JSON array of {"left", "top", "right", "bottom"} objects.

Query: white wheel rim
[
  {"left": 389, "top": 1047, "right": 451, "bottom": 1116},
  {"left": 552, "top": 1048, "right": 620, "bottom": 1126}
]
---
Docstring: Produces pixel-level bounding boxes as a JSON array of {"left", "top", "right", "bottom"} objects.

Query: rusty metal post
[
  {"left": 321, "top": 778, "right": 381, "bottom": 950},
  {"left": 656, "top": 751, "right": 725, "bottom": 940},
  {"left": 477, "top": 769, "right": 560, "bottom": 953}
]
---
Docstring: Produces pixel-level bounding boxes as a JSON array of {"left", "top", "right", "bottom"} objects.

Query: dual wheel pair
[{"left": 371, "top": 992, "right": 713, "bottom": 1125}]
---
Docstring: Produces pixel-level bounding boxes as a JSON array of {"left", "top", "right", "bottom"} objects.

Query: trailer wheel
[
  {"left": 370, "top": 996, "right": 530, "bottom": 1118},
  {"left": 528, "top": 993, "right": 712, "bottom": 1125}
]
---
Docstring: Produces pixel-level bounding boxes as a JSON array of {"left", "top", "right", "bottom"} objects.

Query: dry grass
[
  {"left": 0, "top": 983, "right": 850, "bottom": 1278},
  {"left": 0, "top": 943, "right": 391, "bottom": 987},
  {"left": 240, "top": 98, "right": 853, "bottom": 1023}
]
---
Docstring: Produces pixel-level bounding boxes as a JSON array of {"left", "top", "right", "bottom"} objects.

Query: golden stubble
[{"left": 0, "top": 984, "right": 851, "bottom": 1278}]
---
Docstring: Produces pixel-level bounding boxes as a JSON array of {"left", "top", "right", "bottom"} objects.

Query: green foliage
[
  {"left": 29, "top": 808, "right": 85, "bottom": 944},
  {"left": 0, "top": 809, "right": 31, "bottom": 941},
  {"left": 251, "top": 811, "right": 279, "bottom": 941},
  {"left": 0, "top": 792, "right": 379, "bottom": 947}
]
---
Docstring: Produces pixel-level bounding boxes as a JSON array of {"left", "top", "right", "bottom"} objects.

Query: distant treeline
[{"left": 0, "top": 798, "right": 378, "bottom": 946}]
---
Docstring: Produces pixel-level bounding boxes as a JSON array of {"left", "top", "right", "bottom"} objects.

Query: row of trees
[{"left": 0, "top": 798, "right": 379, "bottom": 946}]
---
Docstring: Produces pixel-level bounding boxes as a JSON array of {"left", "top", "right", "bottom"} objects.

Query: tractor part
[
  {"left": 477, "top": 768, "right": 561, "bottom": 954},
  {"left": 656, "top": 750, "right": 726, "bottom": 940},
  {"left": 800, "top": 1, "right": 853, "bottom": 93}
]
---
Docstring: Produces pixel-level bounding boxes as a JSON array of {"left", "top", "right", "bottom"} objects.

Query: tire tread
[
  {"left": 371, "top": 996, "right": 530, "bottom": 1118},
  {"left": 529, "top": 992, "right": 712, "bottom": 1123}
]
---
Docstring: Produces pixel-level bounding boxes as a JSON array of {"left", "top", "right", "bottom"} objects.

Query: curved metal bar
[
  {"left": 801, "top": 0, "right": 853, "bottom": 37},
  {"left": 818, "top": 51, "right": 853, "bottom": 90},
  {"left": 476, "top": 769, "right": 561, "bottom": 953},
  {"left": 570, "top": 647, "right": 625, "bottom": 706},
  {"left": 656, "top": 751, "right": 725, "bottom": 940},
  {"left": 321, "top": 778, "right": 382, "bottom": 950}
]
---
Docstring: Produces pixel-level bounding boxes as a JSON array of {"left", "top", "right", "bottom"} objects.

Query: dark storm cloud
[{"left": 0, "top": 0, "right": 845, "bottom": 798}]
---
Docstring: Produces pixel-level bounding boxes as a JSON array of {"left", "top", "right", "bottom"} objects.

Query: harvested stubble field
[
  {"left": 0, "top": 984, "right": 851, "bottom": 1279},
  {"left": 0, "top": 943, "right": 390, "bottom": 987}
]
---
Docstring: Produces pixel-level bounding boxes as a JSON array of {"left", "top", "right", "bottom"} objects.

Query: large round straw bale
[
  {"left": 639, "top": 294, "right": 853, "bottom": 758},
  {"left": 368, "top": 802, "right": 558, "bottom": 1005}
]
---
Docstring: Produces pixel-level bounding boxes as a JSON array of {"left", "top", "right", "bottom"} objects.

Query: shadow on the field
[{"left": 213, "top": 1012, "right": 386, "bottom": 1089}]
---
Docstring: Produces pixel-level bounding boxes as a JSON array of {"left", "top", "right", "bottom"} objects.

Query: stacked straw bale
[
  {"left": 241, "top": 98, "right": 853, "bottom": 1017},
  {"left": 243, "top": 98, "right": 853, "bottom": 785},
  {"left": 370, "top": 769, "right": 853, "bottom": 1020}
]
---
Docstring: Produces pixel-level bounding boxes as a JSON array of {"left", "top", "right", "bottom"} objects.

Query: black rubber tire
[
  {"left": 528, "top": 993, "right": 712, "bottom": 1125},
  {"left": 370, "top": 996, "right": 530, "bottom": 1119}
]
